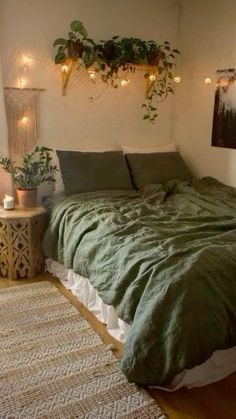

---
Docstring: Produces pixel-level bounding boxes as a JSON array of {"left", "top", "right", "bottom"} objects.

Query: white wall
[
  {"left": 0, "top": 0, "right": 179, "bottom": 157},
  {"left": 0, "top": 0, "right": 179, "bottom": 200},
  {"left": 2, "top": 0, "right": 236, "bottom": 193},
  {"left": 174, "top": 0, "right": 236, "bottom": 186},
  {"left": 0, "top": 55, "right": 12, "bottom": 200}
]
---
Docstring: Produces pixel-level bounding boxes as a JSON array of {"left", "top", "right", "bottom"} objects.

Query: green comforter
[{"left": 43, "top": 177, "right": 236, "bottom": 386}]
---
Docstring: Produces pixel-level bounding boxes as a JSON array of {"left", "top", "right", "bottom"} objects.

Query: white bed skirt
[{"left": 46, "top": 258, "right": 236, "bottom": 391}]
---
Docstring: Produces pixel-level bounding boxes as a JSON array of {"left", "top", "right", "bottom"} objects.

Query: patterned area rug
[{"left": 0, "top": 281, "right": 166, "bottom": 418}]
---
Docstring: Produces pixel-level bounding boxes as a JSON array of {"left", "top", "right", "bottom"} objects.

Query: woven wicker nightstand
[{"left": 0, "top": 207, "right": 47, "bottom": 280}]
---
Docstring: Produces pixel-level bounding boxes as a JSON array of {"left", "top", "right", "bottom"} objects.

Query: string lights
[
  {"left": 18, "top": 54, "right": 33, "bottom": 126},
  {"left": 19, "top": 78, "right": 25, "bottom": 89},
  {"left": 87, "top": 68, "right": 96, "bottom": 81},
  {"left": 18, "top": 53, "right": 33, "bottom": 88},
  {"left": 120, "top": 79, "right": 130, "bottom": 87},
  {"left": 61, "top": 64, "right": 69, "bottom": 74},
  {"left": 22, "top": 55, "right": 31, "bottom": 71},
  {"left": 149, "top": 74, "right": 156, "bottom": 82},
  {"left": 174, "top": 76, "right": 181, "bottom": 84},
  {"left": 55, "top": 53, "right": 214, "bottom": 90},
  {"left": 21, "top": 116, "right": 29, "bottom": 125},
  {"left": 205, "top": 78, "right": 212, "bottom": 85}
]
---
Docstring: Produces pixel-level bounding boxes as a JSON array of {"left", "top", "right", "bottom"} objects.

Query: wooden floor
[{"left": 1, "top": 273, "right": 236, "bottom": 419}]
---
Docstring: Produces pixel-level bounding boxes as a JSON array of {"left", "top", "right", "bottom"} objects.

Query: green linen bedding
[{"left": 43, "top": 177, "right": 236, "bottom": 386}]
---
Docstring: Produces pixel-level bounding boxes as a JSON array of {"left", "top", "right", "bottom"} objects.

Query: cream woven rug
[{"left": 0, "top": 281, "right": 166, "bottom": 419}]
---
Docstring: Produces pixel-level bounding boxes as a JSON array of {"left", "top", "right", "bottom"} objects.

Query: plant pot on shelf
[
  {"left": 16, "top": 188, "right": 37, "bottom": 208},
  {"left": 147, "top": 54, "right": 161, "bottom": 66}
]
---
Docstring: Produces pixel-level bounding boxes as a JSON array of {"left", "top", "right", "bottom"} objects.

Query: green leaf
[
  {"left": 68, "top": 31, "right": 76, "bottom": 40},
  {"left": 172, "top": 48, "right": 181, "bottom": 54},
  {"left": 143, "top": 114, "right": 150, "bottom": 120},
  {"left": 70, "top": 20, "right": 88, "bottom": 37},
  {"left": 86, "top": 37, "right": 96, "bottom": 46},
  {"left": 53, "top": 38, "right": 67, "bottom": 47},
  {"left": 82, "top": 48, "right": 95, "bottom": 67},
  {"left": 55, "top": 50, "right": 66, "bottom": 64}
]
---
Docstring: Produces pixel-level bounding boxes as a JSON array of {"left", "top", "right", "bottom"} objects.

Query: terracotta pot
[
  {"left": 147, "top": 54, "right": 161, "bottom": 66},
  {"left": 16, "top": 188, "right": 37, "bottom": 208}
]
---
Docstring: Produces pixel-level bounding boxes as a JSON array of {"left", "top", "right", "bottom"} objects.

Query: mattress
[{"left": 46, "top": 258, "right": 236, "bottom": 392}]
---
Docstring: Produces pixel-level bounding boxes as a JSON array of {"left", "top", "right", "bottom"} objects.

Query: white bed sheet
[{"left": 46, "top": 258, "right": 236, "bottom": 391}]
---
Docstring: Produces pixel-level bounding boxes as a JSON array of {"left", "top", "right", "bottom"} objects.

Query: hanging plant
[
  {"left": 95, "top": 37, "right": 148, "bottom": 86},
  {"left": 141, "top": 41, "right": 180, "bottom": 123},
  {"left": 53, "top": 20, "right": 180, "bottom": 123}
]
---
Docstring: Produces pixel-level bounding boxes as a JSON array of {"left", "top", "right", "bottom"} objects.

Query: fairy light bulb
[
  {"left": 174, "top": 76, "right": 181, "bottom": 84},
  {"left": 61, "top": 64, "right": 69, "bottom": 74},
  {"left": 149, "top": 74, "right": 156, "bottom": 82},
  {"left": 22, "top": 55, "right": 31, "bottom": 71},
  {"left": 19, "top": 79, "right": 25, "bottom": 89},
  {"left": 22, "top": 116, "right": 29, "bottom": 125},
  {"left": 88, "top": 69, "right": 96, "bottom": 81},
  {"left": 205, "top": 78, "right": 212, "bottom": 85},
  {"left": 121, "top": 79, "right": 130, "bottom": 87}
]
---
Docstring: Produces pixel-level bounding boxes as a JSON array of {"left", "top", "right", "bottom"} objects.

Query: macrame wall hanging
[{"left": 4, "top": 87, "right": 45, "bottom": 162}]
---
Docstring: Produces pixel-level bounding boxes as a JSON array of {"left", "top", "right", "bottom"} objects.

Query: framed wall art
[{"left": 212, "top": 68, "right": 236, "bottom": 150}]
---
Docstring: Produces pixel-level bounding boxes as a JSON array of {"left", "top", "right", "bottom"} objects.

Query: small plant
[
  {"left": 0, "top": 146, "right": 58, "bottom": 190},
  {"left": 53, "top": 20, "right": 96, "bottom": 68}
]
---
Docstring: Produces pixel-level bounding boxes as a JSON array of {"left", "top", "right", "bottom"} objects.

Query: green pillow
[
  {"left": 126, "top": 152, "right": 191, "bottom": 188},
  {"left": 56, "top": 150, "right": 133, "bottom": 195}
]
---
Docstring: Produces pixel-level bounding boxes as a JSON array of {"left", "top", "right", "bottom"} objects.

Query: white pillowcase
[{"left": 122, "top": 143, "right": 176, "bottom": 154}]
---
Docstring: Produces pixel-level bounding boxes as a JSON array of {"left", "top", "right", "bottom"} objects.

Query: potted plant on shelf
[
  {"left": 95, "top": 37, "right": 147, "bottom": 85},
  {"left": 53, "top": 20, "right": 96, "bottom": 68},
  {"left": 0, "top": 146, "right": 58, "bottom": 208},
  {"left": 53, "top": 20, "right": 180, "bottom": 123}
]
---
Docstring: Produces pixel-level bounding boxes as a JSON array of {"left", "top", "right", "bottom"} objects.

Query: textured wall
[
  {"left": 0, "top": 0, "right": 180, "bottom": 200},
  {"left": 0, "top": 0, "right": 179, "bottom": 155},
  {"left": 0, "top": 56, "right": 12, "bottom": 199},
  {"left": 174, "top": 0, "right": 236, "bottom": 186}
]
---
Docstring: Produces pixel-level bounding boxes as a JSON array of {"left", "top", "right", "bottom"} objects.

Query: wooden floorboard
[{"left": 0, "top": 273, "right": 236, "bottom": 419}]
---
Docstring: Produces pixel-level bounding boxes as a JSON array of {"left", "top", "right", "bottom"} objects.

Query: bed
[{"left": 43, "top": 154, "right": 236, "bottom": 392}]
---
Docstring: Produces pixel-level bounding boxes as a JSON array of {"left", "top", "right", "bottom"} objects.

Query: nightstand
[{"left": 0, "top": 207, "right": 47, "bottom": 280}]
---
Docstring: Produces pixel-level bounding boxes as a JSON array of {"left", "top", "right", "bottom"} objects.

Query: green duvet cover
[{"left": 43, "top": 177, "right": 236, "bottom": 386}]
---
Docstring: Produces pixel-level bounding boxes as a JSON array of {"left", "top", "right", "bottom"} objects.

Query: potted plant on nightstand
[{"left": 0, "top": 146, "right": 58, "bottom": 208}]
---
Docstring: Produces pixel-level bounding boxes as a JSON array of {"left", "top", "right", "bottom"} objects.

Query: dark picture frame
[{"left": 211, "top": 68, "right": 236, "bottom": 149}]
